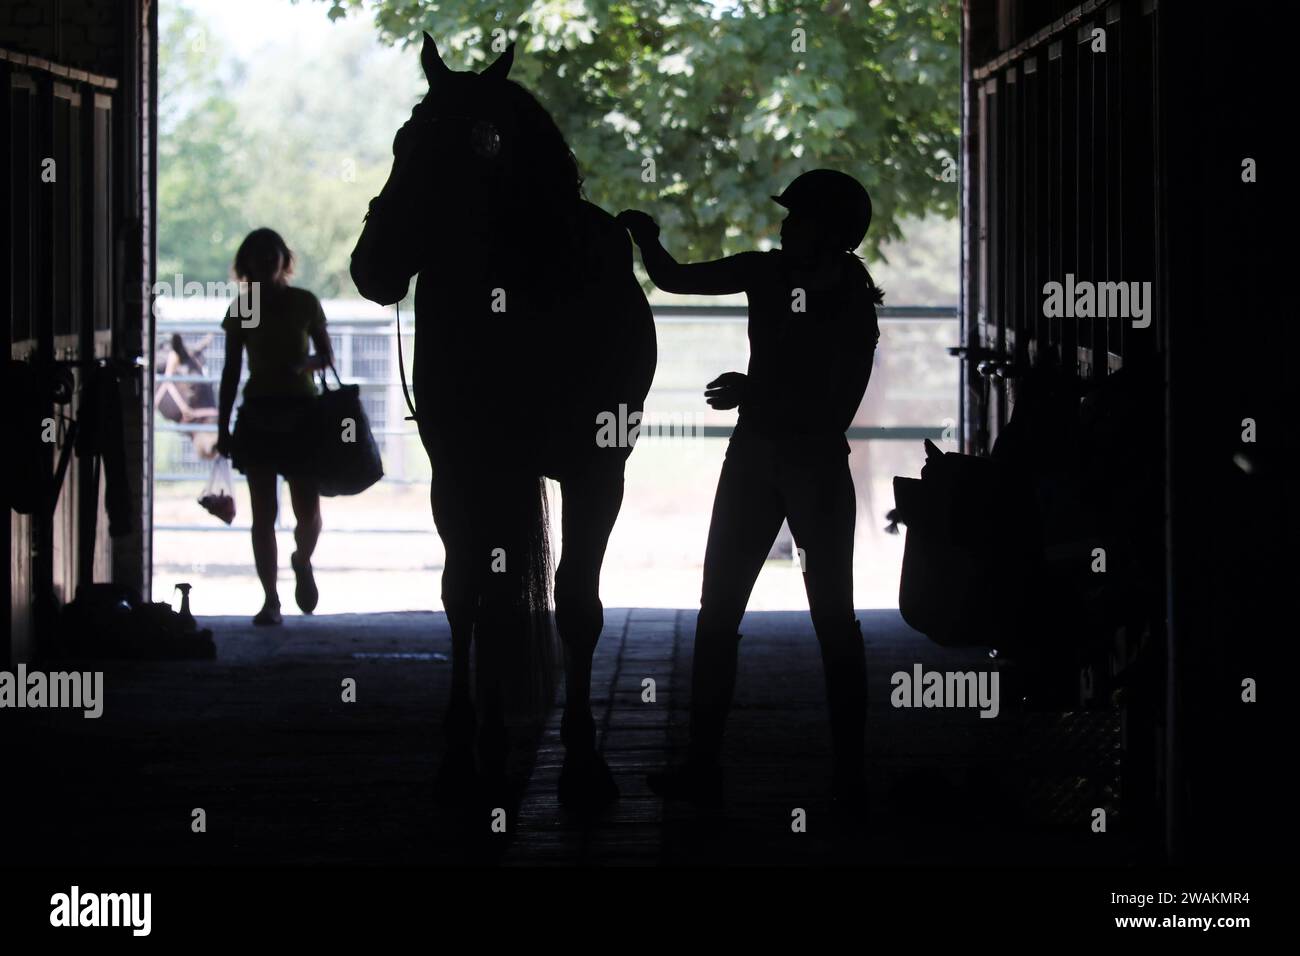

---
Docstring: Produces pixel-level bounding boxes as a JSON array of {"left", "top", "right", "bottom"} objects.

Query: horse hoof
[{"left": 558, "top": 751, "right": 619, "bottom": 815}]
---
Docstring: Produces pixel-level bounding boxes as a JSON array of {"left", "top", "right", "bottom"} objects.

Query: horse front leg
[
  {"left": 442, "top": 547, "right": 478, "bottom": 750},
  {"left": 554, "top": 457, "right": 626, "bottom": 813},
  {"left": 431, "top": 474, "right": 480, "bottom": 801}
]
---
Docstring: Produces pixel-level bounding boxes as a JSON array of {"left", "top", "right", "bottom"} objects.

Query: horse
[{"left": 350, "top": 34, "right": 656, "bottom": 813}]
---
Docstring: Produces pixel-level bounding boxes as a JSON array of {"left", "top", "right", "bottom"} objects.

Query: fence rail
[{"left": 154, "top": 301, "right": 958, "bottom": 529}]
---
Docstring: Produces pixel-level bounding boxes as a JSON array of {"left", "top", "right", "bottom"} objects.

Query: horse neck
[{"left": 418, "top": 186, "right": 583, "bottom": 290}]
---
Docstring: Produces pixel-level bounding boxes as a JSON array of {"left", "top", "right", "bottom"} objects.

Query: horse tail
[{"left": 495, "top": 475, "right": 557, "bottom": 723}]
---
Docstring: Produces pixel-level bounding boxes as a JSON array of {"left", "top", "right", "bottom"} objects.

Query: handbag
[{"left": 311, "top": 364, "right": 384, "bottom": 497}]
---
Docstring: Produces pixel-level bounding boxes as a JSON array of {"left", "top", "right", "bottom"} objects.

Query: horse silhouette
[{"left": 350, "top": 34, "right": 656, "bottom": 813}]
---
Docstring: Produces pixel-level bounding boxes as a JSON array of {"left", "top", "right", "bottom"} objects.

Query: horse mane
[
  {"left": 499, "top": 79, "right": 584, "bottom": 204},
  {"left": 487, "top": 79, "right": 590, "bottom": 283}
]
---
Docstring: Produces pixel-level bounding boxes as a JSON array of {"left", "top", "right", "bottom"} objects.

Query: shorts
[{"left": 230, "top": 395, "right": 318, "bottom": 479}]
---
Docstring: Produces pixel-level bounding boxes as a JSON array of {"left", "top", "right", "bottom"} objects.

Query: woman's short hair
[{"left": 233, "top": 228, "right": 294, "bottom": 284}]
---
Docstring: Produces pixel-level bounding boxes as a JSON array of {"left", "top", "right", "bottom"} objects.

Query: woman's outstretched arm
[{"left": 617, "top": 210, "right": 761, "bottom": 295}]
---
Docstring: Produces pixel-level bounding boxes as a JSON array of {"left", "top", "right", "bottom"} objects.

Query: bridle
[
  {"left": 379, "top": 109, "right": 510, "bottom": 426},
  {"left": 399, "top": 108, "right": 504, "bottom": 161}
]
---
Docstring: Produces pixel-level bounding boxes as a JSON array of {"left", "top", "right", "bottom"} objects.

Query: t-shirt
[
  {"left": 731, "top": 250, "right": 879, "bottom": 447},
  {"left": 222, "top": 285, "right": 326, "bottom": 399}
]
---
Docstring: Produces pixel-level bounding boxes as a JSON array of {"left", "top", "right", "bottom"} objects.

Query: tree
[
  {"left": 228, "top": 17, "right": 423, "bottom": 296},
  {"left": 159, "top": 2, "right": 424, "bottom": 294},
  {"left": 157, "top": 5, "right": 251, "bottom": 284},
  {"left": 311, "top": 0, "right": 959, "bottom": 264}
]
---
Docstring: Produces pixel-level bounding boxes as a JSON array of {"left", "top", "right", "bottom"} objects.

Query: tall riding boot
[
  {"left": 820, "top": 620, "right": 868, "bottom": 806},
  {"left": 687, "top": 629, "right": 743, "bottom": 766},
  {"left": 647, "top": 630, "right": 741, "bottom": 806}
]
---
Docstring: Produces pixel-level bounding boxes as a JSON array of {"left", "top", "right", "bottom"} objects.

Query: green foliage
[
  {"left": 158, "top": 3, "right": 423, "bottom": 294},
  {"left": 313, "top": 0, "right": 959, "bottom": 263},
  {"left": 227, "top": 21, "right": 422, "bottom": 296},
  {"left": 157, "top": 5, "right": 250, "bottom": 283},
  {"left": 159, "top": 1, "right": 957, "bottom": 296}
]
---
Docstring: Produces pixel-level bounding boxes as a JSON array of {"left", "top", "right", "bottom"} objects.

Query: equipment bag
[{"left": 312, "top": 364, "right": 384, "bottom": 497}]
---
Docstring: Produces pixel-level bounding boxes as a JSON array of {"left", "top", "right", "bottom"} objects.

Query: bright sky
[
  {"left": 191, "top": 0, "right": 745, "bottom": 48},
  {"left": 189, "top": 0, "right": 357, "bottom": 53}
]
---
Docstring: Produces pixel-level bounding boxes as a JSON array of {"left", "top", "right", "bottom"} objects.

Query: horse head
[{"left": 350, "top": 33, "right": 582, "bottom": 305}]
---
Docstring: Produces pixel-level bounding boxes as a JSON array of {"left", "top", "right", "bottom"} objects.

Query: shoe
[
  {"left": 291, "top": 551, "right": 318, "bottom": 614},
  {"left": 253, "top": 601, "right": 282, "bottom": 626},
  {"left": 647, "top": 760, "right": 724, "bottom": 809}
]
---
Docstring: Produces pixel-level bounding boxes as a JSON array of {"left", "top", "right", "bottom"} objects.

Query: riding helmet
[{"left": 772, "top": 169, "right": 873, "bottom": 251}]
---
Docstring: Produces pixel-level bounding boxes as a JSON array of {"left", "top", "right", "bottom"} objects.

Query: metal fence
[
  {"left": 154, "top": 308, "right": 422, "bottom": 483},
  {"left": 154, "top": 299, "right": 959, "bottom": 487}
]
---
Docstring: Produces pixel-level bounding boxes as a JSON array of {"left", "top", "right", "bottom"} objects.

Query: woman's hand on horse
[
  {"left": 616, "top": 209, "right": 660, "bottom": 245},
  {"left": 705, "top": 371, "right": 748, "bottom": 410}
]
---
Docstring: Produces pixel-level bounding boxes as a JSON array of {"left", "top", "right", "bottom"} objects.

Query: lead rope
[{"left": 394, "top": 300, "right": 418, "bottom": 422}]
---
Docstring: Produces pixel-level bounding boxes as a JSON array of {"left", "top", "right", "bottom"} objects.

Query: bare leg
[
  {"left": 287, "top": 477, "right": 322, "bottom": 562},
  {"left": 287, "top": 477, "right": 322, "bottom": 613},
  {"left": 246, "top": 467, "right": 281, "bottom": 622}
]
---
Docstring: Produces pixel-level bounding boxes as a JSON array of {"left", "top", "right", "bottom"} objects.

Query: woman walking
[{"left": 217, "top": 228, "right": 333, "bottom": 626}]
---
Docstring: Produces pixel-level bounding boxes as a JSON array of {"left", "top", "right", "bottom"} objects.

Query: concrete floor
[{"left": 4, "top": 608, "right": 1140, "bottom": 866}]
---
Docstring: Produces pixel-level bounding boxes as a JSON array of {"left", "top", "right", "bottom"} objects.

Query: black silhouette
[
  {"left": 350, "top": 35, "right": 656, "bottom": 810},
  {"left": 619, "top": 169, "right": 882, "bottom": 806},
  {"left": 217, "top": 228, "right": 333, "bottom": 627}
]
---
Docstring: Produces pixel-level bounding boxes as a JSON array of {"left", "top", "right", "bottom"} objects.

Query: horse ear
[
  {"left": 482, "top": 42, "right": 515, "bottom": 81},
  {"left": 421, "top": 32, "right": 451, "bottom": 84}
]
